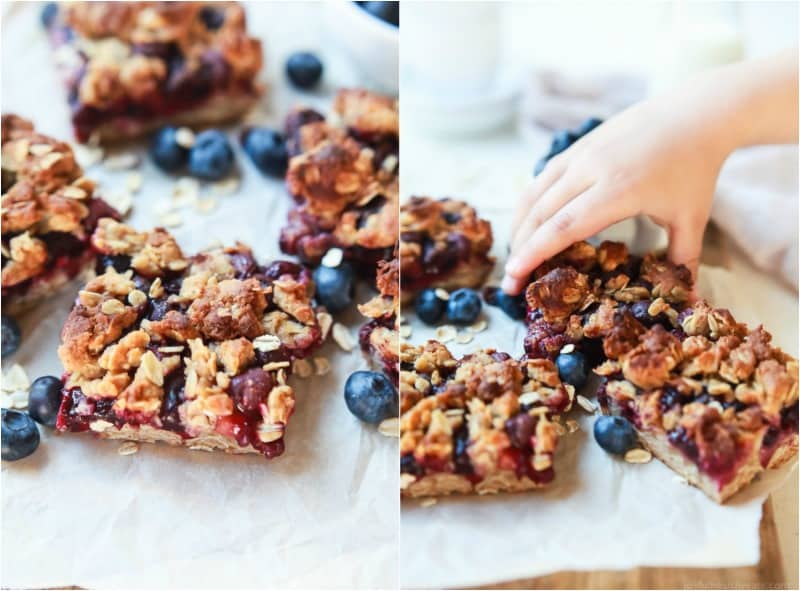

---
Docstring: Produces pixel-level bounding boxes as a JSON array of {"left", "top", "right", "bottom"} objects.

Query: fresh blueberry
[
  {"left": 188, "top": 130, "right": 235, "bottom": 180},
  {"left": 199, "top": 6, "right": 225, "bottom": 30},
  {"left": 313, "top": 262, "right": 354, "bottom": 313},
  {"left": 1, "top": 409, "right": 40, "bottom": 461},
  {"left": 576, "top": 117, "right": 603, "bottom": 136},
  {"left": 594, "top": 415, "right": 638, "bottom": 455},
  {"left": 241, "top": 127, "right": 288, "bottom": 177},
  {"left": 555, "top": 351, "right": 587, "bottom": 388},
  {"left": 550, "top": 129, "right": 578, "bottom": 154},
  {"left": 286, "top": 52, "right": 323, "bottom": 89},
  {"left": 495, "top": 290, "right": 527, "bottom": 320},
  {"left": 344, "top": 370, "right": 398, "bottom": 424},
  {"left": 28, "top": 376, "right": 64, "bottom": 428},
  {"left": 361, "top": 1, "right": 399, "bottom": 26},
  {"left": 150, "top": 126, "right": 189, "bottom": 172},
  {"left": 446, "top": 288, "right": 482, "bottom": 325},
  {"left": 415, "top": 289, "right": 446, "bottom": 325},
  {"left": 40, "top": 2, "right": 58, "bottom": 28},
  {"left": 533, "top": 155, "right": 551, "bottom": 177},
  {"left": 1, "top": 315, "right": 21, "bottom": 359}
]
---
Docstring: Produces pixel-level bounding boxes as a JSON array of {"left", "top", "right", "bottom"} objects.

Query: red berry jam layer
[
  {"left": 55, "top": 220, "right": 324, "bottom": 459},
  {"left": 400, "top": 341, "right": 574, "bottom": 497},
  {"left": 357, "top": 256, "right": 399, "bottom": 384}
]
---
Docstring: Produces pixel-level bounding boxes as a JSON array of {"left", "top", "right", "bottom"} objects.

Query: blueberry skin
[
  {"left": 313, "top": 263, "right": 354, "bottom": 313},
  {"left": 286, "top": 52, "right": 323, "bottom": 89},
  {"left": 199, "top": 6, "right": 225, "bottom": 30},
  {"left": 188, "top": 130, "right": 235, "bottom": 180},
  {"left": 495, "top": 290, "right": 527, "bottom": 320},
  {"left": 28, "top": 376, "right": 64, "bottom": 428},
  {"left": 150, "top": 127, "right": 189, "bottom": 172},
  {"left": 446, "top": 288, "right": 482, "bottom": 325},
  {"left": 40, "top": 2, "right": 58, "bottom": 28},
  {"left": 241, "top": 128, "right": 288, "bottom": 177},
  {"left": 361, "top": 1, "right": 399, "bottom": 26},
  {"left": 415, "top": 289, "right": 446, "bottom": 325},
  {"left": 1, "top": 315, "right": 21, "bottom": 359},
  {"left": 344, "top": 371, "right": 398, "bottom": 424},
  {"left": 533, "top": 117, "right": 604, "bottom": 177},
  {"left": 1, "top": 409, "right": 40, "bottom": 461},
  {"left": 555, "top": 351, "right": 588, "bottom": 388},
  {"left": 594, "top": 415, "right": 638, "bottom": 455},
  {"left": 576, "top": 117, "right": 603, "bottom": 136}
]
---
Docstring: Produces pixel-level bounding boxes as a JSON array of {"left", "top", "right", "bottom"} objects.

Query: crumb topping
[
  {"left": 400, "top": 341, "right": 573, "bottom": 482},
  {"left": 280, "top": 89, "right": 399, "bottom": 265},
  {"left": 2, "top": 115, "right": 117, "bottom": 293},
  {"left": 399, "top": 196, "right": 494, "bottom": 289},
  {"left": 57, "top": 222, "right": 322, "bottom": 456}
]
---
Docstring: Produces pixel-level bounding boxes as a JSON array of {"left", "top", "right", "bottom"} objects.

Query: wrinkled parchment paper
[
  {"left": 1, "top": 3, "right": 397, "bottom": 588},
  {"left": 399, "top": 124, "right": 798, "bottom": 589}
]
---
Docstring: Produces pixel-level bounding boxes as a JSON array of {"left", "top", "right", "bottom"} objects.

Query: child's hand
[{"left": 501, "top": 50, "right": 798, "bottom": 295}]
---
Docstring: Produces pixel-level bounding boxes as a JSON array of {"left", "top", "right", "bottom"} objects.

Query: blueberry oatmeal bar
[
  {"left": 595, "top": 302, "right": 798, "bottom": 502},
  {"left": 400, "top": 341, "right": 574, "bottom": 497},
  {"left": 44, "top": 2, "right": 262, "bottom": 143},
  {"left": 358, "top": 254, "right": 399, "bottom": 384},
  {"left": 523, "top": 240, "right": 692, "bottom": 361},
  {"left": 55, "top": 220, "right": 324, "bottom": 458},
  {"left": 523, "top": 240, "right": 798, "bottom": 502},
  {"left": 279, "top": 89, "right": 398, "bottom": 275},
  {"left": 399, "top": 196, "right": 494, "bottom": 303},
  {"left": 2, "top": 115, "right": 119, "bottom": 314}
]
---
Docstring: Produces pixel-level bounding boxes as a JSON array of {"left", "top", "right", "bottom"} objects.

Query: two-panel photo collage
[{"left": 1, "top": 2, "right": 798, "bottom": 590}]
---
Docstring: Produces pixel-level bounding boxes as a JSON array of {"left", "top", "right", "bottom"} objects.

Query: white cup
[{"left": 401, "top": 2, "right": 501, "bottom": 95}]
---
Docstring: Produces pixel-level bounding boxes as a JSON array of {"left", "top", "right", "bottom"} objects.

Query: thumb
[{"left": 667, "top": 222, "right": 704, "bottom": 283}]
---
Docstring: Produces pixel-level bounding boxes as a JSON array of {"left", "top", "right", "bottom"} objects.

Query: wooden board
[{"left": 485, "top": 499, "right": 786, "bottom": 590}]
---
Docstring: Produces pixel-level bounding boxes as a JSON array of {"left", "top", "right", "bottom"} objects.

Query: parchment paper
[
  {"left": 1, "top": 3, "right": 397, "bottom": 588},
  {"left": 399, "top": 123, "right": 798, "bottom": 589}
]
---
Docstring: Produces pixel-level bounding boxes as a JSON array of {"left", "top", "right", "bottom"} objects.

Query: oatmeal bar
[
  {"left": 400, "top": 341, "right": 574, "bottom": 497},
  {"left": 45, "top": 2, "right": 262, "bottom": 143},
  {"left": 279, "top": 89, "right": 398, "bottom": 275},
  {"left": 358, "top": 254, "right": 399, "bottom": 384},
  {"left": 1, "top": 114, "right": 119, "bottom": 314},
  {"left": 523, "top": 240, "right": 692, "bottom": 361},
  {"left": 55, "top": 219, "right": 325, "bottom": 459},
  {"left": 595, "top": 302, "right": 798, "bottom": 503},
  {"left": 399, "top": 196, "right": 494, "bottom": 302}
]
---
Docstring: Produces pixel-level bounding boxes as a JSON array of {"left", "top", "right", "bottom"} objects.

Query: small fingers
[
  {"left": 510, "top": 155, "right": 568, "bottom": 245},
  {"left": 510, "top": 170, "right": 592, "bottom": 254},
  {"left": 667, "top": 222, "right": 705, "bottom": 281},
  {"left": 503, "top": 186, "right": 632, "bottom": 287}
]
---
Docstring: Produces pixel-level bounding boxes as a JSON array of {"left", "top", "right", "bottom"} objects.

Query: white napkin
[{"left": 713, "top": 145, "right": 799, "bottom": 289}]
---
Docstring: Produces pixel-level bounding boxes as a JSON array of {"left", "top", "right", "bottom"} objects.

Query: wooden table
[{"left": 486, "top": 499, "right": 787, "bottom": 590}]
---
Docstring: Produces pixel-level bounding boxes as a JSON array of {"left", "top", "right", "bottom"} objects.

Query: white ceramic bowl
[{"left": 324, "top": 2, "right": 399, "bottom": 95}]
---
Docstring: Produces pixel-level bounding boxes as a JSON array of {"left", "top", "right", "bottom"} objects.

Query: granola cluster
[
  {"left": 400, "top": 341, "right": 574, "bottom": 496},
  {"left": 279, "top": 89, "right": 399, "bottom": 272},
  {"left": 46, "top": 2, "right": 262, "bottom": 141},
  {"left": 399, "top": 196, "right": 494, "bottom": 298},
  {"left": 56, "top": 220, "right": 326, "bottom": 459},
  {"left": 358, "top": 254, "right": 399, "bottom": 384},
  {"left": 524, "top": 240, "right": 692, "bottom": 359},
  {"left": 1, "top": 114, "right": 118, "bottom": 310}
]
